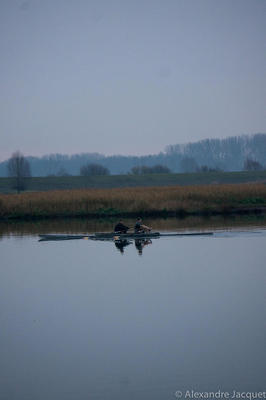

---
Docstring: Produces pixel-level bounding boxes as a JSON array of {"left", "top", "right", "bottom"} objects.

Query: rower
[
  {"left": 114, "top": 220, "right": 130, "bottom": 234},
  {"left": 134, "top": 217, "right": 152, "bottom": 233}
]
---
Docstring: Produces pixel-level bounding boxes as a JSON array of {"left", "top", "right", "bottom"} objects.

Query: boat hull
[
  {"left": 39, "top": 231, "right": 213, "bottom": 241},
  {"left": 94, "top": 232, "right": 160, "bottom": 239}
]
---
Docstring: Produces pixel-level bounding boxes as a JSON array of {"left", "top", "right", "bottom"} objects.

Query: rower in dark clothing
[
  {"left": 134, "top": 218, "right": 152, "bottom": 233},
  {"left": 114, "top": 220, "right": 130, "bottom": 234}
]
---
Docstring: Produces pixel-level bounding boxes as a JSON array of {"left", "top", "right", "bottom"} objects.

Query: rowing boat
[
  {"left": 39, "top": 231, "right": 213, "bottom": 241},
  {"left": 94, "top": 232, "right": 160, "bottom": 239}
]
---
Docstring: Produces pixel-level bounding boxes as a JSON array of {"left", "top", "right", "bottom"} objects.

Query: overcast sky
[{"left": 1, "top": 0, "right": 266, "bottom": 161}]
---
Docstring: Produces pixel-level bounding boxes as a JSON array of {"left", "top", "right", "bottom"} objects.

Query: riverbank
[{"left": 0, "top": 183, "right": 266, "bottom": 220}]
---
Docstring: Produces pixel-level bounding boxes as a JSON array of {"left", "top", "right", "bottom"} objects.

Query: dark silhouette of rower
[
  {"left": 114, "top": 220, "right": 130, "bottom": 234},
  {"left": 135, "top": 239, "right": 152, "bottom": 255},
  {"left": 114, "top": 239, "right": 132, "bottom": 254}
]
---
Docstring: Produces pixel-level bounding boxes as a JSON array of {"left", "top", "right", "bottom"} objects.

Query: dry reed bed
[{"left": 0, "top": 184, "right": 266, "bottom": 219}]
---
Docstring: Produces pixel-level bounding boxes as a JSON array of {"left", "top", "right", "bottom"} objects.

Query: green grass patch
[{"left": 1, "top": 170, "right": 266, "bottom": 193}]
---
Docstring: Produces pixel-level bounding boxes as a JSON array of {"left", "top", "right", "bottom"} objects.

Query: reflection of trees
[
  {"left": 1, "top": 215, "right": 265, "bottom": 239},
  {"left": 0, "top": 218, "right": 119, "bottom": 237}
]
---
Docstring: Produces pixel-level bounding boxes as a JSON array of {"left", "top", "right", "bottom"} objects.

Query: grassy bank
[
  {"left": 1, "top": 170, "right": 266, "bottom": 193},
  {"left": 0, "top": 183, "right": 266, "bottom": 220}
]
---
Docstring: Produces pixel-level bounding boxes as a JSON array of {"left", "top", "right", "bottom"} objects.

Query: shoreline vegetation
[{"left": 0, "top": 183, "right": 266, "bottom": 221}]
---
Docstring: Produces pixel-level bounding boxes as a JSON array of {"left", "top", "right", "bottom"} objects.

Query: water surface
[{"left": 1, "top": 217, "right": 266, "bottom": 399}]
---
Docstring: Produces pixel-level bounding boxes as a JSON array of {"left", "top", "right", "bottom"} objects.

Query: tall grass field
[{"left": 0, "top": 183, "right": 266, "bottom": 220}]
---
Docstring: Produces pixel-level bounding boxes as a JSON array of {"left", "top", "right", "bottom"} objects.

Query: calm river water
[{"left": 1, "top": 216, "right": 266, "bottom": 400}]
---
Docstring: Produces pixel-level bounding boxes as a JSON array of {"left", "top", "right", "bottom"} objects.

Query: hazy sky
[{"left": 1, "top": 0, "right": 266, "bottom": 161}]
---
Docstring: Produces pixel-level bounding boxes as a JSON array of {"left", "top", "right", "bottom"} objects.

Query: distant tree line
[
  {"left": 166, "top": 133, "right": 266, "bottom": 171},
  {"left": 130, "top": 165, "right": 171, "bottom": 175},
  {"left": 1, "top": 134, "right": 266, "bottom": 177},
  {"left": 80, "top": 163, "right": 110, "bottom": 176},
  {"left": 243, "top": 158, "right": 264, "bottom": 171}
]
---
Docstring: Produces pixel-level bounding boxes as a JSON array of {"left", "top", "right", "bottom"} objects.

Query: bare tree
[{"left": 7, "top": 151, "right": 31, "bottom": 193}]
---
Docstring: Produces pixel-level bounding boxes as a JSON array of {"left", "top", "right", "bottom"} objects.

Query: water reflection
[
  {"left": 1, "top": 221, "right": 266, "bottom": 398},
  {"left": 134, "top": 239, "right": 152, "bottom": 255},
  {"left": 1, "top": 214, "right": 266, "bottom": 239},
  {"left": 114, "top": 239, "right": 132, "bottom": 254},
  {"left": 114, "top": 238, "right": 153, "bottom": 255}
]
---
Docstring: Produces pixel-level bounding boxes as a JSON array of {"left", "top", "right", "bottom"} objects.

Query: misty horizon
[
  {"left": 1, "top": 133, "right": 265, "bottom": 177},
  {"left": 1, "top": 132, "right": 265, "bottom": 163},
  {"left": 1, "top": 0, "right": 266, "bottom": 162}
]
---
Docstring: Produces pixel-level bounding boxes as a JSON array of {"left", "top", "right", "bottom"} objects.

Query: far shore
[{"left": 1, "top": 183, "right": 266, "bottom": 221}]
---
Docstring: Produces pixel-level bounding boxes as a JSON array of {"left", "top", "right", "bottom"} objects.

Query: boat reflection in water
[
  {"left": 114, "top": 239, "right": 132, "bottom": 254},
  {"left": 114, "top": 238, "right": 152, "bottom": 255},
  {"left": 38, "top": 232, "right": 213, "bottom": 258},
  {"left": 134, "top": 238, "right": 152, "bottom": 255}
]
